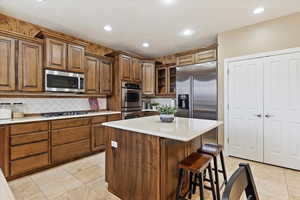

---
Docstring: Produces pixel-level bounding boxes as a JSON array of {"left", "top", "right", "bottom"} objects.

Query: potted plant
[
  {"left": 150, "top": 102, "right": 160, "bottom": 111},
  {"left": 158, "top": 105, "right": 176, "bottom": 123}
]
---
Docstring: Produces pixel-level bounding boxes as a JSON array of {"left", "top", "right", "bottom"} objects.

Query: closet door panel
[{"left": 228, "top": 58, "right": 264, "bottom": 162}]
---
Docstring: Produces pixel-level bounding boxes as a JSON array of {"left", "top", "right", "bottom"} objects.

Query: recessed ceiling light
[
  {"left": 163, "top": 0, "right": 174, "bottom": 5},
  {"left": 104, "top": 25, "right": 112, "bottom": 32},
  {"left": 142, "top": 42, "right": 150, "bottom": 48},
  {"left": 253, "top": 7, "right": 265, "bottom": 15},
  {"left": 36, "top": 0, "right": 45, "bottom": 2},
  {"left": 181, "top": 29, "right": 195, "bottom": 36}
]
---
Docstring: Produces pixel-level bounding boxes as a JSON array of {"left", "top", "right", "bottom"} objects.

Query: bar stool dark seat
[
  {"left": 176, "top": 152, "right": 216, "bottom": 200},
  {"left": 198, "top": 143, "right": 228, "bottom": 200}
]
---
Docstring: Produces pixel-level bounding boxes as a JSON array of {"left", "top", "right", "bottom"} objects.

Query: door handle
[{"left": 265, "top": 114, "right": 274, "bottom": 118}]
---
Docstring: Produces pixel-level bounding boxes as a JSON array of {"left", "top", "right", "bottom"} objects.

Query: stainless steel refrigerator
[{"left": 175, "top": 61, "right": 217, "bottom": 120}]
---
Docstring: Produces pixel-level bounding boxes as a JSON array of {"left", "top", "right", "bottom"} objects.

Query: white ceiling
[{"left": 1, "top": 0, "right": 300, "bottom": 57}]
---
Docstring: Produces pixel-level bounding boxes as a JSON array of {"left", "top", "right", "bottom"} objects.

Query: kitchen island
[{"left": 103, "top": 116, "right": 222, "bottom": 200}]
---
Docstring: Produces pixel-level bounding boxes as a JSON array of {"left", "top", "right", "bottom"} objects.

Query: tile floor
[{"left": 8, "top": 152, "right": 300, "bottom": 200}]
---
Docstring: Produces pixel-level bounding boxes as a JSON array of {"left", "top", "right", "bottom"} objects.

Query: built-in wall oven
[
  {"left": 45, "top": 70, "right": 85, "bottom": 93},
  {"left": 121, "top": 82, "right": 142, "bottom": 119}
]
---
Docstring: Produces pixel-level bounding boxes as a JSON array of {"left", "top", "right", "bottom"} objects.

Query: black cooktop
[{"left": 42, "top": 111, "right": 89, "bottom": 117}]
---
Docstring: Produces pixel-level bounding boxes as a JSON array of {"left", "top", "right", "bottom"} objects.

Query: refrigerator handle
[{"left": 189, "top": 76, "right": 194, "bottom": 118}]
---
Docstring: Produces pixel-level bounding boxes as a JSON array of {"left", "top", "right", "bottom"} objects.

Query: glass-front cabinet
[{"left": 156, "top": 65, "right": 176, "bottom": 96}]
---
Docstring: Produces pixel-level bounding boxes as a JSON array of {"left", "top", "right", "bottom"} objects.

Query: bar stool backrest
[{"left": 222, "top": 163, "right": 259, "bottom": 200}]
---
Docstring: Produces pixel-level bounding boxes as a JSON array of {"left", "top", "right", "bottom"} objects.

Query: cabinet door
[
  {"left": 0, "top": 126, "right": 9, "bottom": 177},
  {"left": 85, "top": 56, "right": 99, "bottom": 94},
  {"left": 177, "top": 54, "right": 195, "bottom": 66},
  {"left": 45, "top": 38, "right": 67, "bottom": 70},
  {"left": 142, "top": 63, "right": 155, "bottom": 95},
  {"left": 99, "top": 61, "right": 113, "bottom": 95},
  {"left": 167, "top": 66, "right": 176, "bottom": 95},
  {"left": 132, "top": 58, "right": 141, "bottom": 82},
  {"left": 68, "top": 44, "right": 85, "bottom": 72},
  {"left": 195, "top": 50, "right": 216, "bottom": 64},
  {"left": 119, "top": 55, "right": 131, "bottom": 80},
  {"left": 156, "top": 67, "right": 168, "bottom": 95},
  {"left": 91, "top": 124, "right": 106, "bottom": 151},
  {"left": 0, "top": 36, "right": 15, "bottom": 91},
  {"left": 18, "top": 40, "right": 43, "bottom": 92}
]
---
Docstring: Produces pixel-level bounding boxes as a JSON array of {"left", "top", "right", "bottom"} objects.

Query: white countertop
[
  {"left": 0, "top": 111, "right": 121, "bottom": 125},
  {"left": 0, "top": 170, "right": 15, "bottom": 200},
  {"left": 103, "top": 116, "right": 222, "bottom": 142}
]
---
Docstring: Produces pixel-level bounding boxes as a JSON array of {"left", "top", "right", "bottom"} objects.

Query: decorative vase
[{"left": 160, "top": 114, "right": 175, "bottom": 123}]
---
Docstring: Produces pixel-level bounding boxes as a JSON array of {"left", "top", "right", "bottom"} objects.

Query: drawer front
[
  {"left": 52, "top": 139, "right": 91, "bottom": 163},
  {"left": 107, "top": 114, "right": 122, "bottom": 122},
  {"left": 11, "top": 122, "right": 48, "bottom": 135},
  {"left": 91, "top": 116, "right": 107, "bottom": 124},
  {"left": 10, "top": 153, "right": 49, "bottom": 176},
  {"left": 52, "top": 126, "right": 90, "bottom": 146},
  {"left": 177, "top": 54, "right": 195, "bottom": 66},
  {"left": 51, "top": 118, "right": 90, "bottom": 130},
  {"left": 195, "top": 50, "right": 216, "bottom": 63},
  {"left": 11, "top": 141, "right": 48, "bottom": 160},
  {"left": 10, "top": 131, "right": 48, "bottom": 146}
]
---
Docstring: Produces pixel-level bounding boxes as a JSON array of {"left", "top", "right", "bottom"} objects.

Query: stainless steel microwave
[{"left": 45, "top": 70, "right": 85, "bottom": 93}]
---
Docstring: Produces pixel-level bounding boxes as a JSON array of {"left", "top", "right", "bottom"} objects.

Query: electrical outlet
[{"left": 111, "top": 141, "right": 118, "bottom": 148}]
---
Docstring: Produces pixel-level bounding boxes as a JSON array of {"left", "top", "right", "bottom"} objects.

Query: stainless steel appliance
[
  {"left": 176, "top": 61, "right": 217, "bottom": 120},
  {"left": 121, "top": 82, "right": 142, "bottom": 119},
  {"left": 45, "top": 70, "right": 85, "bottom": 93}
]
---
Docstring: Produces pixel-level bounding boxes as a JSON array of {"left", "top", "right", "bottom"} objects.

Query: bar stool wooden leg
[
  {"left": 176, "top": 168, "right": 185, "bottom": 200},
  {"left": 188, "top": 172, "right": 194, "bottom": 199},
  {"left": 199, "top": 172, "right": 205, "bottom": 200},
  {"left": 213, "top": 157, "right": 221, "bottom": 200},
  {"left": 208, "top": 163, "right": 217, "bottom": 200},
  {"left": 220, "top": 151, "right": 228, "bottom": 185}
]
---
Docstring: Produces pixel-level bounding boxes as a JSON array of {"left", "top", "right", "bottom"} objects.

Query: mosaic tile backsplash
[{"left": 0, "top": 98, "right": 107, "bottom": 114}]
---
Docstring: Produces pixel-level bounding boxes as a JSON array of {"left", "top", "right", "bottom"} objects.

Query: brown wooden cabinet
[
  {"left": 85, "top": 56, "right": 99, "bottom": 94},
  {"left": 0, "top": 36, "right": 16, "bottom": 91},
  {"left": 142, "top": 62, "right": 155, "bottom": 95},
  {"left": 18, "top": 40, "right": 43, "bottom": 92},
  {"left": 119, "top": 55, "right": 132, "bottom": 81},
  {"left": 67, "top": 44, "right": 85, "bottom": 72},
  {"left": 132, "top": 58, "right": 142, "bottom": 82},
  {"left": 177, "top": 49, "right": 217, "bottom": 66},
  {"left": 0, "top": 126, "right": 9, "bottom": 177},
  {"left": 156, "top": 65, "right": 176, "bottom": 96},
  {"left": 156, "top": 67, "right": 167, "bottom": 95},
  {"left": 99, "top": 60, "right": 113, "bottom": 95},
  {"left": 45, "top": 38, "right": 67, "bottom": 70}
]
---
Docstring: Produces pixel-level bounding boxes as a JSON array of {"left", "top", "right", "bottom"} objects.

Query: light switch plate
[{"left": 111, "top": 141, "right": 118, "bottom": 148}]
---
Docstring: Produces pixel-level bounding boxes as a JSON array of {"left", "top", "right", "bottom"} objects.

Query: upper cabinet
[
  {"left": 41, "top": 32, "right": 87, "bottom": 73},
  {"left": 156, "top": 65, "right": 176, "bottom": 97},
  {"left": 45, "top": 38, "right": 67, "bottom": 71},
  {"left": 0, "top": 36, "right": 16, "bottom": 91},
  {"left": 67, "top": 44, "right": 85, "bottom": 73},
  {"left": 119, "top": 55, "right": 132, "bottom": 81},
  {"left": 142, "top": 62, "right": 155, "bottom": 96},
  {"left": 84, "top": 54, "right": 113, "bottom": 95},
  {"left": 85, "top": 56, "right": 99, "bottom": 94},
  {"left": 132, "top": 58, "right": 142, "bottom": 82},
  {"left": 18, "top": 40, "right": 43, "bottom": 92},
  {"left": 99, "top": 60, "right": 113, "bottom": 95},
  {"left": 177, "top": 49, "right": 217, "bottom": 66}
]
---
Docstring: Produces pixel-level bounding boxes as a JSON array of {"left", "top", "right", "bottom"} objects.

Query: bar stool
[
  {"left": 198, "top": 144, "right": 228, "bottom": 200},
  {"left": 176, "top": 152, "right": 216, "bottom": 200}
]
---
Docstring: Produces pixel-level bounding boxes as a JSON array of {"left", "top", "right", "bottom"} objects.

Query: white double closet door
[{"left": 228, "top": 51, "right": 300, "bottom": 170}]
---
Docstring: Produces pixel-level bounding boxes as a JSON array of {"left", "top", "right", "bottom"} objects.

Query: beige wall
[{"left": 217, "top": 12, "right": 300, "bottom": 144}]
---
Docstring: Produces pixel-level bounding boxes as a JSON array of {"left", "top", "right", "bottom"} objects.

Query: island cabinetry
[
  {"left": 51, "top": 118, "right": 91, "bottom": 163},
  {"left": 9, "top": 122, "right": 50, "bottom": 176},
  {"left": 0, "top": 36, "right": 16, "bottom": 91},
  {"left": 105, "top": 127, "right": 202, "bottom": 200}
]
